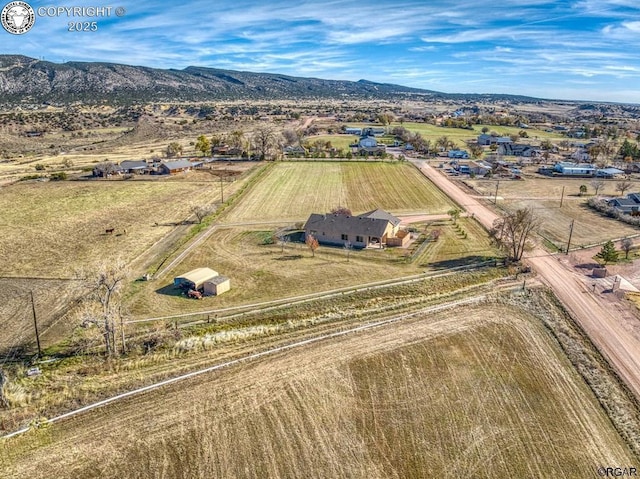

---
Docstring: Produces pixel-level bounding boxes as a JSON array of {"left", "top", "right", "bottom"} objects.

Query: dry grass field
[
  {"left": 224, "top": 162, "right": 455, "bottom": 222},
  {"left": 2, "top": 300, "right": 635, "bottom": 478},
  {"left": 129, "top": 217, "right": 499, "bottom": 317},
  {"left": 0, "top": 278, "right": 81, "bottom": 356},
  {"left": 416, "top": 217, "right": 496, "bottom": 266},
  {"left": 0, "top": 173, "right": 257, "bottom": 277},
  {"left": 465, "top": 176, "right": 640, "bottom": 247},
  {"left": 129, "top": 225, "right": 410, "bottom": 316}
]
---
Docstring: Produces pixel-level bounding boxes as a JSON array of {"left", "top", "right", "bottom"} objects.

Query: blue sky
[{"left": 2, "top": 0, "right": 640, "bottom": 103}]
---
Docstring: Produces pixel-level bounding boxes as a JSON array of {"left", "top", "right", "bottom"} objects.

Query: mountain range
[{"left": 0, "top": 55, "right": 544, "bottom": 105}]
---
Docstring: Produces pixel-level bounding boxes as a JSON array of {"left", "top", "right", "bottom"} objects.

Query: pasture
[
  {"left": 224, "top": 161, "right": 455, "bottom": 222},
  {"left": 465, "top": 176, "right": 640, "bottom": 247},
  {"left": 0, "top": 172, "right": 254, "bottom": 277},
  {"left": 3, "top": 299, "right": 635, "bottom": 478}
]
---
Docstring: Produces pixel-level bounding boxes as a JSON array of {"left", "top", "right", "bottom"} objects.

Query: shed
[
  {"left": 174, "top": 267, "right": 219, "bottom": 290},
  {"left": 203, "top": 276, "right": 231, "bottom": 296}
]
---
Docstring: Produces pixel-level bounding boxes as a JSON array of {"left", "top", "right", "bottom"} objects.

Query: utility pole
[
  {"left": 566, "top": 219, "right": 574, "bottom": 255},
  {"left": 30, "top": 291, "right": 42, "bottom": 357},
  {"left": 494, "top": 180, "right": 500, "bottom": 204},
  {"left": 220, "top": 174, "right": 224, "bottom": 203},
  {"left": 560, "top": 185, "right": 565, "bottom": 207}
]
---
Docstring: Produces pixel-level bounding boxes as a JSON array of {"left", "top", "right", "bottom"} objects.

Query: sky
[{"left": 2, "top": 0, "right": 640, "bottom": 103}]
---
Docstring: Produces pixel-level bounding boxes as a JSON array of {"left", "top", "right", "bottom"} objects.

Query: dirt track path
[{"left": 413, "top": 160, "right": 640, "bottom": 400}]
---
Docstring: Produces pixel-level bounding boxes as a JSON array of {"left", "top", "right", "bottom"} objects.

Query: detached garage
[
  {"left": 174, "top": 268, "right": 219, "bottom": 290},
  {"left": 204, "top": 276, "right": 231, "bottom": 296}
]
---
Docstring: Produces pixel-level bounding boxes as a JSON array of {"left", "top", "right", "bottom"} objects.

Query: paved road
[{"left": 413, "top": 160, "right": 640, "bottom": 400}]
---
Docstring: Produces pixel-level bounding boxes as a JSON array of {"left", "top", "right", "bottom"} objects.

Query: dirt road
[{"left": 413, "top": 160, "right": 640, "bottom": 399}]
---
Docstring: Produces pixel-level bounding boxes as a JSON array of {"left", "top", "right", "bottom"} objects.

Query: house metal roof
[
  {"left": 174, "top": 268, "right": 219, "bottom": 287},
  {"left": 120, "top": 160, "right": 148, "bottom": 170},
  {"left": 162, "top": 160, "right": 193, "bottom": 170}
]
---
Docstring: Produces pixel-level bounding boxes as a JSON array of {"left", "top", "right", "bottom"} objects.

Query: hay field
[
  {"left": 0, "top": 178, "right": 229, "bottom": 277},
  {"left": 3, "top": 301, "right": 635, "bottom": 478},
  {"left": 225, "top": 162, "right": 455, "bottom": 222}
]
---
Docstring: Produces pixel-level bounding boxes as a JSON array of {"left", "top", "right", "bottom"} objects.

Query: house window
[
  {"left": 356, "top": 235, "right": 364, "bottom": 243},
  {"left": 341, "top": 234, "right": 348, "bottom": 241}
]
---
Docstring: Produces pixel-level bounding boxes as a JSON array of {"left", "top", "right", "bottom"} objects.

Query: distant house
[
  {"left": 595, "top": 167, "right": 625, "bottom": 179},
  {"left": 174, "top": 268, "right": 219, "bottom": 290},
  {"left": 608, "top": 195, "right": 640, "bottom": 215},
  {"left": 304, "top": 209, "right": 407, "bottom": 249},
  {"left": 553, "top": 162, "right": 595, "bottom": 176},
  {"left": 119, "top": 160, "right": 149, "bottom": 174},
  {"left": 160, "top": 160, "right": 193, "bottom": 174},
  {"left": 283, "top": 145, "right": 307, "bottom": 156},
  {"left": 344, "top": 127, "right": 362, "bottom": 135},
  {"left": 362, "top": 127, "right": 386, "bottom": 137},
  {"left": 477, "top": 134, "right": 512, "bottom": 146},
  {"left": 357, "top": 136, "right": 386, "bottom": 155},
  {"left": 448, "top": 149, "right": 469, "bottom": 159},
  {"left": 469, "top": 160, "right": 492, "bottom": 176},
  {"left": 498, "top": 143, "right": 537, "bottom": 157}
]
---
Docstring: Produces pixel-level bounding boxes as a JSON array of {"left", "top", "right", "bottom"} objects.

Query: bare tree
[
  {"left": 305, "top": 233, "right": 319, "bottom": 257},
  {"left": 489, "top": 208, "right": 540, "bottom": 262},
  {"left": 616, "top": 180, "right": 633, "bottom": 196},
  {"left": 252, "top": 124, "right": 276, "bottom": 160},
  {"left": 344, "top": 241, "right": 353, "bottom": 262},
  {"left": 274, "top": 232, "right": 290, "bottom": 255},
  {"left": 77, "top": 260, "right": 130, "bottom": 356},
  {"left": 191, "top": 205, "right": 213, "bottom": 224},
  {"left": 590, "top": 179, "right": 605, "bottom": 196},
  {"left": 282, "top": 129, "right": 300, "bottom": 147},
  {"left": 621, "top": 238, "right": 633, "bottom": 259},
  {"left": 93, "top": 161, "right": 117, "bottom": 178}
]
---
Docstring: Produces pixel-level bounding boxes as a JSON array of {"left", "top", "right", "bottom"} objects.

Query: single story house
[
  {"left": 160, "top": 160, "right": 194, "bottom": 175},
  {"left": 477, "top": 134, "right": 512, "bottom": 146},
  {"left": 357, "top": 136, "right": 386, "bottom": 155},
  {"left": 448, "top": 149, "right": 469, "bottom": 159},
  {"left": 609, "top": 193, "right": 640, "bottom": 215},
  {"left": 283, "top": 145, "right": 307, "bottom": 156},
  {"left": 344, "top": 127, "right": 362, "bottom": 135},
  {"left": 553, "top": 162, "right": 595, "bottom": 176},
  {"left": 469, "top": 160, "right": 492, "bottom": 176},
  {"left": 595, "top": 167, "right": 625, "bottom": 179},
  {"left": 174, "top": 267, "right": 219, "bottom": 290},
  {"left": 304, "top": 209, "right": 407, "bottom": 249},
  {"left": 203, "top": 276, "right": 231, "bottom": 296},
  {"left": 362, "top": 127, "right": 386, "bottom": 137},
  {"left": 498, "top": 143, "right": 538, "bottom": 157}
]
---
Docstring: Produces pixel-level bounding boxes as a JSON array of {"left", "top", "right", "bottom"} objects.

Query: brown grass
[
  {"left": 0, "top": 173, "right": 250, "bottom": 277},
  {"left": 2, "top": 300, "right": 635, "bottom": 478},
  {"left": 465, "top": 176, "right": 640, "bottom": 246}
]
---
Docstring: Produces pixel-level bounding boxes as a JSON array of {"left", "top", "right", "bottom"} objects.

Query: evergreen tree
[{"left": 595, "top": 240, "right": 618, "bottom": 264}]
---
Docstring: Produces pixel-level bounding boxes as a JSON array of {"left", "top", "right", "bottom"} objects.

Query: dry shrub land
[{"left": 2, "top": 295, "right": 637, "bottom": 478}]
